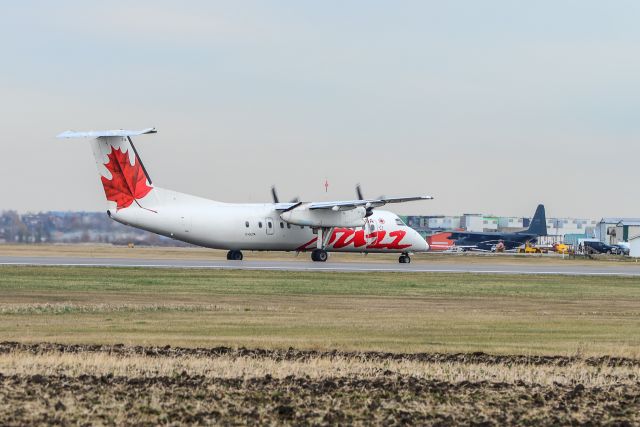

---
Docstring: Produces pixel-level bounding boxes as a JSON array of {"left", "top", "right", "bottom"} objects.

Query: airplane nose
[{"left": 411, "top": 229, "right": 429, "bottom": 252}]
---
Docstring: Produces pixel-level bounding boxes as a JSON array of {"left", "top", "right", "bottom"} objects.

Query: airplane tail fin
[
  {"left": 526, "top": 204, "right": 547, "bottom": 236},
  {"left": 57, "top": 129, "right": 157, "bottom": 212}
]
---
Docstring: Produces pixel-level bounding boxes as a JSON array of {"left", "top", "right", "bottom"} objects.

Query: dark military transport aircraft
[{"left": 449, "top": 205, "right": 547, "bottom": 251}]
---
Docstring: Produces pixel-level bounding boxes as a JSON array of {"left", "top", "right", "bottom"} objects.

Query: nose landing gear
[
  {"left": 399, "top": 253, "right": 411, "bottom": 264},
  {"left": 226, "top": 250, "right": 243, "bottom": 261}
]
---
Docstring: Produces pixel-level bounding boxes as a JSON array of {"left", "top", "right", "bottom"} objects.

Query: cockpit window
[{"left": 395, "top": 218, "right": 406, "bottom": 226}]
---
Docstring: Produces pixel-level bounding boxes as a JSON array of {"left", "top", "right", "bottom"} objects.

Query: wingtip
[{"left": 56, "top": 130, "right": 73, "bottom": 138}]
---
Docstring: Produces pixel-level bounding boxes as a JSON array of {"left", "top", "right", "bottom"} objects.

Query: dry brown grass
[
  {"left": 1, "top": 345, "right": 640, "bottom": 425},
  {"left": 1, "top": 350, "right": 638, "bottom": 388}
]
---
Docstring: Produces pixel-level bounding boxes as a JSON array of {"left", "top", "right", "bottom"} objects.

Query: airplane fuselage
[{"left": 110, "top": 187, "right": 429, "bottom": 253}]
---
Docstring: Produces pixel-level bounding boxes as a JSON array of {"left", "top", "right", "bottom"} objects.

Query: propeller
[
  {"left": 356, "top": 184, "right": 364, "bottom": 201},
  {"left": 356, "top": 184, "right": 374, "bottom": 217},
  {"left": 271, "top": 186, "right": 300, "bottom": 204}
]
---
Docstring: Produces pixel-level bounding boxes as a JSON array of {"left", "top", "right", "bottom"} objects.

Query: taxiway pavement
[{"left": 2, "top": 256, "right": 640, "bottom": 276}]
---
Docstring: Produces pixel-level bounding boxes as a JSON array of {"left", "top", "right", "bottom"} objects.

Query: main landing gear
[
  {"left": 399, "top": 253, "right": 411, "bottom": 264},
  {"left": 227, "top": 250, "right": 243, "bottom": 261},
  {"left": 311, "top": 249, "right": 328, "bottom": 262},
  {"left": 310, "top": 227, "right": 334, "bottom": 262}
]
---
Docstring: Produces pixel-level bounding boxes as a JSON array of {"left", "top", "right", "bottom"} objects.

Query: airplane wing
[
  {"left": 274, "top": 195, "right": 433, "bottom": 212},
  {"left": 375, "top": 196, "right": 433, "bottom": 204},
  {"left": 279, "top": 195, "right": 432, "bottom": 228},
  {"left": 274, "top": 202, "right": 300, "bottom": 211},
  {"left": 307, "top": 196, "right": 433, "bottom": 211},
  {"left": 448, "top": 231, "right": 474, "bottom": 239}
]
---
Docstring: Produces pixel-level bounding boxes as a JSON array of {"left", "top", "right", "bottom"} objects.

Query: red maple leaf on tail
[{"left": 101, "top": 147, "right": 153, "bottom": 211}]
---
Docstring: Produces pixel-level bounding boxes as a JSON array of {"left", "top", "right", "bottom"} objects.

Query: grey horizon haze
[{"left": 1, "top": 1, "right": 639, "bottom": 219}]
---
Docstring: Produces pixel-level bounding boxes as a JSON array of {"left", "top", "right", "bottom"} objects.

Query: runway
[{"left": 2, "top": 255, "right": 640, "bottom": 276}]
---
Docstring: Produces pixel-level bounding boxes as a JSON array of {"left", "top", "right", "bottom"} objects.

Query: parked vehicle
[
  {"left": 518, "top": 243, "right": 548, "bottom": 254},
  {"left": 613, "top": 244, "right": 630, "bottom": 256},
  {"left": 584, "top": 241, "right": 619, "bottom": 255},
  {"left": 552, "top": 243, "right": 572, "bottom": 254}
]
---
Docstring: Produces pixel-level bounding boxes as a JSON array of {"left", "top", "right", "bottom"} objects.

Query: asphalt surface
[{"left": 2, "top": 255, "right": 640, "bottom": 276}]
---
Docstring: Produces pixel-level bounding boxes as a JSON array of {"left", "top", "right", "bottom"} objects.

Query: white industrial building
[
  {"left": 498, "top": 217, "right": 526, "bottom": 230},
  {"left": 461, "top": 214, "right": 498, "bottom": 232},
  {"left": 614, "top": 220, "right": 640, "bottom": 243},
  {"left": 629, "top": 236, "right": 640, "bottom": 258},
  {"left": 405, "top": 213, "right": 598, "bottom": 243},
  {"left": 596, "top": 218, "right": 640, "bottom": 244},
  {"left": 426, "top": 216, "right": 461, "bottom": 230},
  {"left": 547, "top": 218, "right": 597, "bottom": 235}
]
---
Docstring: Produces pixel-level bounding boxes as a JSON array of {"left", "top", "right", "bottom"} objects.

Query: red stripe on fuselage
[{"left": 294, "top": 228, "right": 411, "bottom": 251}]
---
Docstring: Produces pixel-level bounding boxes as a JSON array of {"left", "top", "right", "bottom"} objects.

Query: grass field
[
  {"left": 1, "top": 265, "right": 639, "bottom": 356},
  {"left": 2, "top": 265, "right": 640, "bottom": 424}
]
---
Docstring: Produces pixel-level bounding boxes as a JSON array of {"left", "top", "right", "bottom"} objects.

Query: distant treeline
[{"left": 0, "top": 211, "right": 188, "bottom": 246}]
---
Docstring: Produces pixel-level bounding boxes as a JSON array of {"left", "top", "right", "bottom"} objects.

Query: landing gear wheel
[
  {"left": 311, "top": 249, "right": 328, "bottom": 262},
  {"left": 227, "top": 250, "right": 243, "bottom": 261},
  {"left": 399, "top": 254, "right": 411, "bottom": 264}
]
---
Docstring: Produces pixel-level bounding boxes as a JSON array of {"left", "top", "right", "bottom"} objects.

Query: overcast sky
[{"left": 1, "top": 1, "right": 639, "bottom": 218}]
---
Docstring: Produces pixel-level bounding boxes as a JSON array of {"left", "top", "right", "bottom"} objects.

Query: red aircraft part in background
[{"left": 426, "top": 232, "right": 455, "bottom": 251}]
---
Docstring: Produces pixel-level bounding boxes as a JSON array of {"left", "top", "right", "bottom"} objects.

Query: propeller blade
[
  {"left": 357, "top": 184, "right": 375, "bottom": 216},
  {"left": 271, "top": 186, "right": 279, "bottom": 204}
]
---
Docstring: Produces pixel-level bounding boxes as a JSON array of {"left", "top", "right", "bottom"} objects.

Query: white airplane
[{"left": 57, "top": 128, "right": 433, "bottom": 263}]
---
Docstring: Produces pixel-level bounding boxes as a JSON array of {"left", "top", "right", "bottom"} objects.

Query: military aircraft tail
[{"left": 526, "top": 204, "right": 547, "bottom": 236}]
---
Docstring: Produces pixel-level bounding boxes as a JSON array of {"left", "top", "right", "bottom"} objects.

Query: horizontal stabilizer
[{"left": 56, "top": 128, "right": 157, "bottom": 139}]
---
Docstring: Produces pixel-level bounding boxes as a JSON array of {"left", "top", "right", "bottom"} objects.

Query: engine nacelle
[{"left": 280, "top": 206, "right": 366, "bottom": 228}]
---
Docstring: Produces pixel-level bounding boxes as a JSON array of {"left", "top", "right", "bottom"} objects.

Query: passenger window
[
  {"left": 287, "top": 224, "right": 291, "bottom": 229},
  {"left": 268, "top": 222, "right": 273, "bottom": 228},
  {"left": 369, "top": 223, "right": 375, "bottom": 232},
  {"left": 258, "top": 222, "right": 263, "bottom": 228},
  {"left": 280, "top": 222, "right": 284, "bottom": 228},
  {"left": 245, "top": 221, "right": 249, "bottom": 228}
]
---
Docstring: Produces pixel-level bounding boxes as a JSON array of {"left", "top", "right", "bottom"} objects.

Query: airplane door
[
  {"left": 265, "top": 218, "right": 274, "bottom": 235},
  {"left": 366, "top": 218, "right": 377, "bottom": 247}
]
